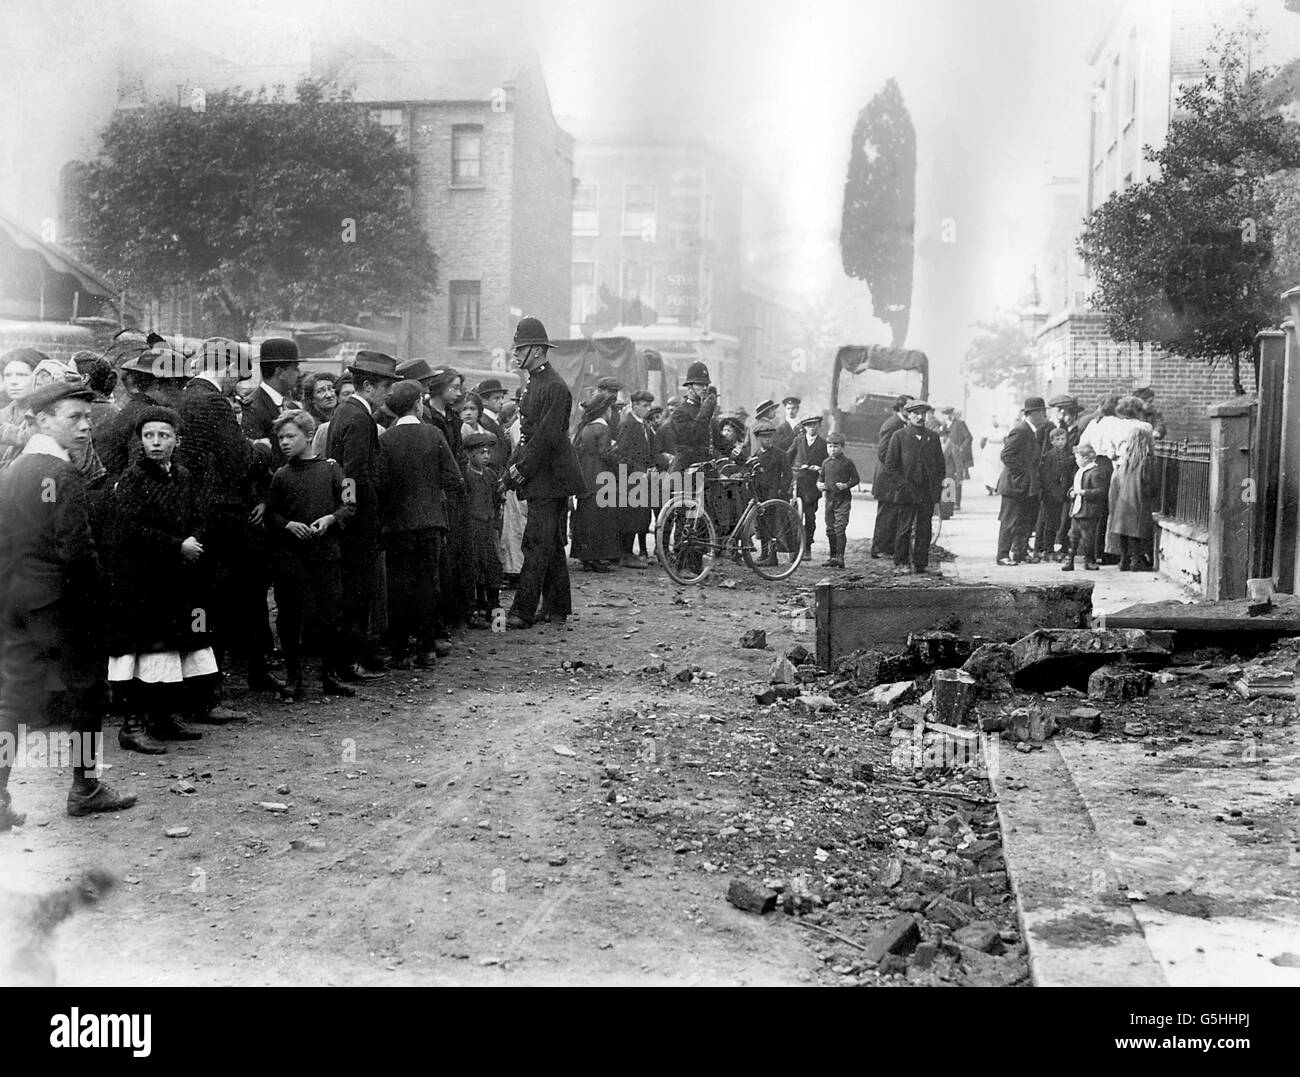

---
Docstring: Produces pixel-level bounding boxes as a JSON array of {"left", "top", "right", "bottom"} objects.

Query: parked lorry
[{"left": 829, "top": 344, "right": 930, "bottom": 485}]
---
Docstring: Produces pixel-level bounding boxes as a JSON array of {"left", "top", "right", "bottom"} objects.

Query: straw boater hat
[
  {"left": 799, "top": 415, "right": 823, "bottom": 427},
  {"left": 754, "top": 399, "right": 778, "bottom": 417}
]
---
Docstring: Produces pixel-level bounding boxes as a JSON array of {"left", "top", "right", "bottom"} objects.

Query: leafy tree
[
  {"left": 1077, "top": 35, "right": 1300, "bottom": 393},
  {"left": 840, "top": 79, "right": 916, "bottom": 348},
  {"left": 71, "top": 78, "right": 439, "bottom": 339},
  {"left": 963, "top": 314, "right": 1037, "bottom": 390}
]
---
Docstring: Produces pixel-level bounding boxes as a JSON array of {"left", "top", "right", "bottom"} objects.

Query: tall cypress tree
[{"left": 840, "top": 79, "right": 917, "bottom": 347}]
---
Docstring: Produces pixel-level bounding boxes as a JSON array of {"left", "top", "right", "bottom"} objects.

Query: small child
[
  {"left": 1062, "top": 442, "right": 1106, "bottom": 572},
  {"left": 463, "top": 431, "right": 505, "bottom": 629},
  {"left": 107, "top": 406, "right": 216, "bottom": 753},
  {"left": 818, "top": 432, "right": 860, "bottom": 568},
  {"left": 264, "top": 410, "right": 355, "bottom": 699},
  {"left": 750, "top": 420, "right": 794, "bottom": 565},
  {"left": 1036, "top": 427, "right": 1074, "bottom": 561}
]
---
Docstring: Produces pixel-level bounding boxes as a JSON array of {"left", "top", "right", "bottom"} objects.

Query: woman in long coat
[
  {"left": 1104, "top": 396, "right": 1157, "bottom": 571},
  {"left": 499, "top": 399, "right": 528, "bottom": 583},
  {"left": 976, "top": 418, "right": 1005, "bottom": 494},
  {"left": 570, "top": 391, "right": 622, "bottom": 571}
]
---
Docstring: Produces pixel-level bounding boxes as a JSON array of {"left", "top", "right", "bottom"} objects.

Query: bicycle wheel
[
  {"left": 742, "top": 498, "right": 806, "bottom": 580},
  {"left": 656, "top": 496, "right": 718, "bottom": 585}
]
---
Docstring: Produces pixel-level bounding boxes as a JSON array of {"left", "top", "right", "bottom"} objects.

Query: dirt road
[{"left": 3, "top": 537, "right": 1025, "bottom": 987}]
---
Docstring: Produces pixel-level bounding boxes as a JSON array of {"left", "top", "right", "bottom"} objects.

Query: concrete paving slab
[{"left": 992, "top": 738, "right": 1165, "bottom": 987}]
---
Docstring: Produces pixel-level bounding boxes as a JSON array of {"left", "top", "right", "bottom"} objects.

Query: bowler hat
[
  {"left": 630, "top": 389, "right": 654, "bottom": 404},
  {"left": 1022, "top": 396, "right": 1047, "bottom": 413},
  {"left": 25, "top": 381, "right": 94, "bottom": 416},
  {"left": 475, "top": 377, "right": 505, "bottom": 396},
  {"left": 513, "top": 316, "right": 554, "bottom": 350},
  {"left": 396, "top": 358, "right": 435, "bottom": 382},
  {"left": 464, "top": 431, "right": 498, "bottom": 451},
  {"left": 349, "top": 351, "right": 399, "bottom": 381},
  {"left": 259, "top": 338, "right": 299, "bottom": 367},
  {"left": 905, "top": 400, "right": 933, "bottom": 414},
  {"left": 799, "top": 415, "right": 823, "bottom": 427},
  {"left": 684, "top": 361, "right": 710, "bottom": 385},
  {"left": 782, "top": 396, "right": 801, "bottom": 407},
  {"left": 752, "top": 420, "right": 776, "bottom": 437}
]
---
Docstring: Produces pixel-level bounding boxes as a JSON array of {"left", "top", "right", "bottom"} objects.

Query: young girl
[
  {"left": 460, "top": 391, "right": 486, "bottom": 442},
  {"left": 463, "top": 431, "right": 505, "bottom": 628},
  {"left": 107, "top": 407, "right": 216, "bottom": 753}
]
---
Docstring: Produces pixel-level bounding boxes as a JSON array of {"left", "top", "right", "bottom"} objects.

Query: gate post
[
  {"left": 1252, "top": 330, "right": 1286, "bottom": 581},
  {"left": 1206, "top": 398, "right": 1255, "bottom": 600}
]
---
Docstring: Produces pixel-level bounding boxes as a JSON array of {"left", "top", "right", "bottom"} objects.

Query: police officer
[{"left": 666, "top": 362, "right": 717, "bottom": 471}]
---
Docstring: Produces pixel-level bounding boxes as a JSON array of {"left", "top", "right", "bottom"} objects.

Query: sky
[{"left": 10, "top": 0, "right": 1110, "bottom": 397}]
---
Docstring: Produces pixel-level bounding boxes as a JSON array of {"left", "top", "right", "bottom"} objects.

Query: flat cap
[{"left": 26, "top": 381, "right": 94, "bottom": 416}]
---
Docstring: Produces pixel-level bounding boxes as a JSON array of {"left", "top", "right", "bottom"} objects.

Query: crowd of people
[
  {"left": 992, "top": 390, "right": 1163, "bottom": 571},
  {"left": 0, "top": 315, "right": 860, "bottom": 830}
]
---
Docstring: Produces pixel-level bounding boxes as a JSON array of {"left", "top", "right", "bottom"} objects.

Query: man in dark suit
[
  {"left": 615, "top": 389, "right": 656, "bottom": 569},
  {"left": 774, "top": 396, "right": 800, "bottom": 454},
  {"left": 0, "top": 383, "right": 137, "bottom": 827},
  {"left": 880, "top": 400, "right": 946, "bottom": 573},
  {"left": 667, "top": 363, "right": 717, "bottom": 471},
  {"left": 328, "top": 350, "right": 398, "bottom": 676},
  {"left": 180, "top": 338, "right": 283, "bottom": 705},
  {"left": 870, "top": 395, "right": 913, "bottom": 558},
  {"left": 996, "top": 396, "right": 1049, "bottom": 565},
  {"left": 243, "top": 337, "right": 301, "bottom": 469},
  {"left": 505, "top": 317, "right": 587, "bottom": 629},
  {"left": 788, "top": 415, "right": 828, "bottom": 558}
]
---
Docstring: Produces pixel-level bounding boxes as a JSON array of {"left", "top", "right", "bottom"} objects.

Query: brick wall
[
  {"left": 1038, "top": 311, "right": 1257, "bottom": 438},
  {"left": 407, "top": 100, "right": 514, "bottom": 367},
  {"left": 510, "top": 60, "right": 573, "bottom": 352}
]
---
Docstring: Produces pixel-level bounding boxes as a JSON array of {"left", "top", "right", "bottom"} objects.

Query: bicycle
[{"left": 654, "top": 458, "right": 806, "bottom": 585}]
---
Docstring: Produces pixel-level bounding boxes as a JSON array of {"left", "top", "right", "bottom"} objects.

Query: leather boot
[
  {"left": 119, "top": 714, "right": 168, "bottom": 754},
  {"left": 321, "top": 672, "right": 355, "bottom": 697}
]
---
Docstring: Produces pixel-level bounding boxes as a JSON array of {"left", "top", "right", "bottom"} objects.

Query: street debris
[
  {"left": 726, "top": 878, "right": 778, "bottom": 914},
  {"left": 1087, "top": 665, "right": 1152, "bottom": 702},
  {"left": 739, "top": 629, "right": 767, "bottom": 649}
]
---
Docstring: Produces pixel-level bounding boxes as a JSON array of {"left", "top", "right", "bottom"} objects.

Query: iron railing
[{"left": 1155, "top": 439, "right": 1211, "bottom": 530}]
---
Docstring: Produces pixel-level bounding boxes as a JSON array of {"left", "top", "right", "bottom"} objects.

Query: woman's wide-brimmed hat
[{"left": 582, "top": 389, "right": 617, "bottom": 416}]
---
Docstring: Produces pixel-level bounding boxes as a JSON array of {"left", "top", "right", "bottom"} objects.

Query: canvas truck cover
[
  {"left": 830, "top": 344, "right": 930, "bottom": 410},
  {"left": 546, "top": 336, "right": 644, "bottom": 400}
]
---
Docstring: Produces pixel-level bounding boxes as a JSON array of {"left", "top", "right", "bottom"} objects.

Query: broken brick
[
  {"left": 1087, "top": 665, "right": 1152, "bottom": 702},
  {"left": 726, "top": 878, "right": 777, "bottom": 914},
  {"left": 786, "top": 643, "right": 811, "bottom": 665},
  {"left": 924, "top": 895, "right": 975, "bottom": 929},
  {"left": 862, "top": 914, "right": 922, "bottom": 965},
  {"left": 953, "top": 921, "right": 1004, "bottom": 954}
]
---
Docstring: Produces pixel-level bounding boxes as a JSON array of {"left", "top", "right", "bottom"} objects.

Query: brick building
[
  {"left": 75, "top": 36, "right": 574, "bottom": 375},
  {"left": 569, "top": 137, "right": 748, "bottom": 399},
  {"left": 1038, "top": 311, "right": 1253, "bottom": 438},
  {"left": 1029, "top": 0, "right": 1290, "bottom": 435}
]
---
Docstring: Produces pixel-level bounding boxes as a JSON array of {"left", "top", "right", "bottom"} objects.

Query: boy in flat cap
[
  {"left": 775, "top": 396, "right": 801, "bottom": 453},
  {"left": 615, "top": 389, "right": 656, "bottom": 568},
  {"left": 463, "top": 431, "right": 505, "bottom": 628},
  {"left": 818, "top": 432, "right": 860, "bottom": 568},
  {"left": 0, "top": 383, "right": 137, "bottom": 826},
  {"left": 788, "top": 414, "right": 828, "bottom": 558},
  {"left": 751, "top": 420, "right": 794, "bottom": 565}
]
